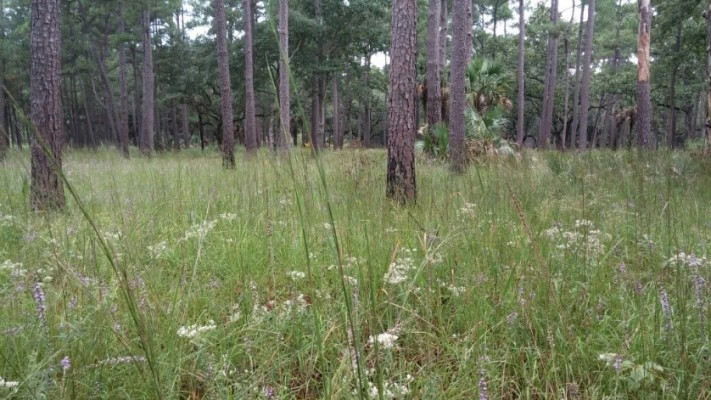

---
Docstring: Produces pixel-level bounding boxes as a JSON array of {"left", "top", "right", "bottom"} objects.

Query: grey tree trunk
[
  {"left": 278, "top": 0, "right": 290, "bottom": 152},
  {"left": 706, "top": 0, "right": 711, "bottom": 152},
  {"left": 117, "top": 4, "right": 130, "bottom": 157},
  {"left": 665, "top": 25, "right": 681, "bottom": 148},
  {"left": 30, "top": 0, "right": 65, "bottom": 210},
  {"left": 516, "top": 0, "right": 525, "bottom": 146},
  {"left": 244, "top": 0, "right": 258, "bottom": 152},
  {"left": 570, "top": 2, "right": 585, "bottom": 148},
  {"left": 450, "top": 0, "right": 470, "bottom": 173},
  {"left": 636, "top": 0, "right": 654, "bottom": 148},
  {"left": 426, "top": 0, "right": 442, "bottom": 128},
  {"left": 363, "top": 53, "right": 372, "bottom": 148},
  {"left": 0, "top": 0, "right": 5, "bottom": 160},
  {"left": 538, "top": 0, "right": 559, "bottom": 149},
  {"left": 577, "top": 0, "right": 596, "bottom": 150},
  {"left": 386, "top": 0, "right": 417, "bottom": 204},
  {"left": 215, "top": 0, "right": 235, "bottom": 167},
  {"left": 439, "top": 0, "right": 448, "bottom": 73},
  {"left": 333, "top": 75, "right": 343, "bottom": 149},
  {"left": 181, "top": 104, "right": 190, "bottom": 147},
  {"left": 140, "top": 9, "right": 155, "bottom": 155}
]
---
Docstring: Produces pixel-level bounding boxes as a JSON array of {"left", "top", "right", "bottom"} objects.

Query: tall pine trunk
[
  {"left": 706, "top": 0, "right": 711, "bottom": 153},
  {"left": 30, "top": 0, "right": 65, "bottom": 210},
  {"left": 577, "top": 0, "right": 595, "bottom": 150},
  {"left": 333, "top": 75, "right": 343, "bottom": 149},
  {"left": 278, "top": 0, "right": 290, "bottom": 152},
  {"left": 140, "top": 9, "right": 155, "bottom": 155},
  {"left": 539, "top": 0, "right": 559, "bottom": 149},
  {"left": 0, "top": 0, "right": 8, "bottom": 160},
  {"left": 665, "top": 25, "right": 681, "bottom": 148},
  {"left": 244, "top": 0, "right": 258, "bottom": 152},
  {"left": 117, "top": 5, "right": 130, "bottom": 157},
  {"left": 516, "top": 0, "right": 525, "bottom": 146},
  {"left": 363, "top": 53, "right": 372, "bottom": 148},
  {"left": 216, "top": 0, "right": 235, "bottom": 167},
  {"left": 450, "top": 0, "right": 470, "bottom": 172},
  {"left": 636, "top": 0, "right": 653, "bottom": 148},
  {"left": 386, "top": 0, "right": 417, "bottom": 203},
  {"left": 570, "top": 2, "right": 585, "bottom": 148},
  {"left": 426, "top": 0, "right": 442, "bottom": 128}
]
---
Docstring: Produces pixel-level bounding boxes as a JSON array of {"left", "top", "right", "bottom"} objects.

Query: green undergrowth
[{"left": 0, "top": 147, "right": 709, "bottom": 399}]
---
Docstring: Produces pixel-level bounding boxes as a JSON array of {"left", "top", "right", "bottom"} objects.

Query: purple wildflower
[
  {"left": 659, "top": 287, "right": 672, "bottom": 331},
  {"left": 507, "top": 311, "right": 518, "bottom": 325},
  {"left": 263, "top": 385, "right": 276, "bottom": 399},
  {"left": 60, "top": 356, "right": 71, "bottom": 373},
  {"left": 32, "top": 282, "right": 46, "bottom": 325},
  {"left": 478, "top": 369, "right": 488, "bottom": 400},
  {"left": 613, "top": 354, "right": 623, "bottom": 373}
]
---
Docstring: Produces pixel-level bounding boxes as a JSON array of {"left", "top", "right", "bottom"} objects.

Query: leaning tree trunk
[
  {"left": 450, "top": 0, "right": 469, "bottom": 173},
  {"left": 244, "top": 0, "right": 258, "bottom": 152},
  {"left": 30, "top": 0, "right": 65, "bottom": 210},
  {"left": 577, "top": 0, "right": 596, "bottom": 150},
  {"left": 426, "top": 0, "right": 442, "bottom": 128},
  {"left": 140, "top": 9, "right": 155, "bottom": 155},
  {"left": 277, "top": 0, "right": 290, "bottom": 152},
  {"left": 386, "top": 0, "right": 417, "bottom": 204},
  {"left": 539, "top": 0, "right": 559, "bottom": 149},
  {"left": 636, "top": 0, "right": 653, "bottom": 148},
  {"left": 215, "top": 0, "right": 235, "bottom": 167},
  {"left": 516, "top": 0, "right": 525, "bottom": 146}
]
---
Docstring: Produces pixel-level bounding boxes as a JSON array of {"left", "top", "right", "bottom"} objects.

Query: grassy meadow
[{"left": 0, "top": 147, "right": 709, "bottom": 399}]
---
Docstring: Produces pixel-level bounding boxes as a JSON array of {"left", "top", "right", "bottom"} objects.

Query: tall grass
[{"left": 0, "top": 147, "right": 709, "bottom": 399}]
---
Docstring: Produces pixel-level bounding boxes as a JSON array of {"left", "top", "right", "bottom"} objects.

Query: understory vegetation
[{"left": 0, "top": 148, "right": 709, "bottom": 399}]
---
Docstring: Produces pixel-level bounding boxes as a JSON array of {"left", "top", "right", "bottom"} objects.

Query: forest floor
[{"left": 0, "top": 147, "right": 709, "bottom": 399}]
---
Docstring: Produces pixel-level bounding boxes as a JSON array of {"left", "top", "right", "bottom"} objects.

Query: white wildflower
[
  {"left": 147, "top": 241, "right": 168, "bottom": 259},
  {"left": 0, "top": 377, "right": 19, "bottom": 388},
  {"left": 384, "top": 249, "right": 415, "bottom": 285},
  {"left": 219, "top": 212, "right": 237, "bottom": 221},
  {"left": 323, "top": 223, "right": 333, "bottom": 230},
  {"left": 177, "top": 321, "right": 217, "bottom": 338},
  {"left": 182, "top": 220, "right": 217, "bottom": 241},
  {"left": 287, "top": 270, "right": 306, "bottom": 281}
]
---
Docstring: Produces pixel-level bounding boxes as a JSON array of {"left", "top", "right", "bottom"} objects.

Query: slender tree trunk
[
  {"left": 706, "top": 0, "right": 711, "bottom": 152},
  {"left": 117, "top": 5, "right": 130, "bottom": 157},
  {"left": 0, "top": 0, "right": 6, "bottom": 159},
  {"left": 198, "top": 112, "right": 206, "bottom": 150},
  {"left": 278, "top": 0, "right": 290, "bottom": 152},
  {"left": 636, "top": 0, "right": 653, "bottom": 148},
  {"left": 215, "top": 0, "right": 235, "bottom": 167},
  {"left": 363, "top": 52, "right": 372, "bottom": 148},
  {"left": 244, "top": 0, "right": 258, "bottom": 152},
  {"left": 516, "top": 0, "right": 525, "bottom": 145},
  {"left": 333, "top": 75, "right": 343, "bottom": 149},
  {"left": 310, "top": 78, "right": 321, "bottom": 149},
  {"left": 439, "top": 0, "right": 448, "bottom": 74},
  {"left": 577, "top": 0, "right": 595, "bottom": 150},
  {"left": 386, "top": 0, "right": 417, "bottom": 204},
  {"left": 181, "top": 104, "right": 190, "bottom": 147},
  {"left": 30, "top": 0, "right": 65, "bottom": 210},
  {"left": 172, "top": 105, "right": 180, "bottom": 150},
  {"left": 539, "top": 0, "right": 559, "bottom": 149},
  {"left": 426, "top": 0, "right": 442, "bottom": 128},
  {"left": 450, "top": 0, "right": 469, "bottom": 172},
  {"left": 665, "top": 25, "right": 682, "bottom": 148},
  {"left": 140, "top": 9, "right": 155, "bottom": 155},
  {"left": 83, "top": 80, "right": 97, "bottom": 149},
  {"left": 570, "top": 2, "right": 585, "bottom": 147},
  {"left": 131, "top": 44, "right": 141, "bottom": 145}
]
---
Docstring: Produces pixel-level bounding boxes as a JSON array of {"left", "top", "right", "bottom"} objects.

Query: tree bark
[
  {"left": 278, "top": 0, "right": 290, "bottom": 152},
  {"left": 665, "top": 25, "right": 681, "bottom": 148},
  {"left": 117, "top": 4, "right": 130, "bottom": 157},
  {"left": 363, "top": 52, "right": 372, "bottom": 148},
  {"left": 333, "top": 75, "right": 343, "bottom": 149},
  {"left": 0, "top": 0, "right": 7, "bottom": 160},
  {"left": 577, "top": 0, "right": 595, "bottom": 150},
  {"left": 140, "top": 9, "right": 155, "bottom": 155},
  {"left": 386, "top": 0, "right": 417, "bottom": 204},
  {"left": 706, "top": 0, "right": 711, "bottom": 152},
  {"left": 181, "top": 104, "right": 190, "bottom": 147},
  {"left": 450, "top": 0, "right": 469, "bottom": 173},
  {"left": 636, "top": 0, "right": 653, "bottom": 148},
  {"left": 516, "top": 0, "right": 525, "bottom": 146},
  {"left": 538, "top": 0, "right": 559, "bottom": 149},
  {"left": 30, "top": 0, "right": 65, "bottom": 210},
  {"left": 215, "top": 0, "right": 235, "bottom": 167},
  {"left": 570, "top": 2, "right": 585, "bottom": 148},
  {"left": 244, "top": 0, "right": 258, "bottom": 152},
  {"left": 426, "top": 0, "right": 442, "bottom": 128}
]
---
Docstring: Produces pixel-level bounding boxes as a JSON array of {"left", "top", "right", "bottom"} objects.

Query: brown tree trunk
[
  {"left": 117, "top": 4, "right": 130, "bottom": 157},
  {"left": 538, "top": 0, "right": 559, "bottom": 149},
  {"left": 140, "top": 10, "right": 155, "bottom": 155},
  {"left": 706, "top": 0, "right": 711, "bottom": 153},
  {"left": 310, "top": 78, "right": 322, "bottom": 150},
  {"left": 516, "top": 0, "right": 525, "bottom": 146},
  {"left": 636, "top": 0, "right": 653, "bottom": 148},
  {"left": 172, "top": 105, "right": 180, "bottom": 150},
  {"left": 577, "top": 0, "right": 595, "bottom": 150},
  {"left": 665, "top": 25, "right": 681, "bottom": 148},
  {"left": 606, "top": 0, "right": 623, "bottom": 149},
  {"left": 333, "top": 75, "right": 343, "bottom": 149},
  {"left": 277, "top": 0, "right": 290, "bottom": 152},
  {"left": 30, "top": 0, "right": 65, "bottom": 210},
  {"left": 0, "top": 0, "right": 7, "bottom": 160},
  {"left": 215, "top": 0, "right": 235, "bottom": 167},
  {"left": 244, "top": 0, "right": 258, "bottom": 152},
  {"left": 181, "top": 104, "right": 190, "bottom": 147},
  {"left": 386, "top": 0, "right": 417, "bottom": 204},
  {"left": 439, "top": 0, "right": 448, "bottom": 74},
  {"left": 570, "top": 2, "right": 585, "bottom": 147},
  {"left": 426, "top": 0, "right": 442, "bottom": 128},
  {"left": 450, "top": 0, "right": 469, "bottom": 173},
  {"left": 363, "top": 53, "right": 372, "bottom": 148}
]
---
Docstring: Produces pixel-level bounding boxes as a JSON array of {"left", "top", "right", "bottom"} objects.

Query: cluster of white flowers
[
  {"left": 219, "top": 212, "right": 237, "bottom": 222},
  {"left": 0, "top": 376, "right": 19, "bottom": 388},
  {"left": 667, "top": 252, "right": 706, "bottom": 268},
  {"left": 182, "top": 220, "right": 217, "bottom": 241},
  {"left": 95, "top": 355, "right": 147, "bottom": 367},
  {"left": 458, "top": 202, "right": 477, "bottom": 216},
  {"left": 0, "top": 260, "right": 26, "bottom": 278},
  {"left": 147, "top": 240, "right": 168, "bottom": 259},
  {"left": 287, "top": 270, "right": 306, "bottom": 281},
  {"left": 362, "top": 375, "right": 413, "bottom": 399},
  {"left": 424, "top": 252, "right": 444, "bottom": 265},
  {"left": 102, "top": 230, "right": 123, "bottom": 242},
  {"left": 544, "top": 220, "right": 610, "bottom": 256},
  {"left": 0, "top": 213, "right": 16, "bottom": 227},
  {"left": 368, "top": 326, "right": 401, "bottom": 350},
  {"left": 278, "top": 197, "right": 293, "bottom": 206},
  {"left": 383, "top": 248, "right": 416, "bottom": 285},
  {"left": 323, "top": 222, "right": 333, "bottom": 230},
  {"left": 437, "top": 280, "right": 466, "bottom": 297},
  {"left": 177, "top": 321, "right": 217, "bottom": 338}
]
